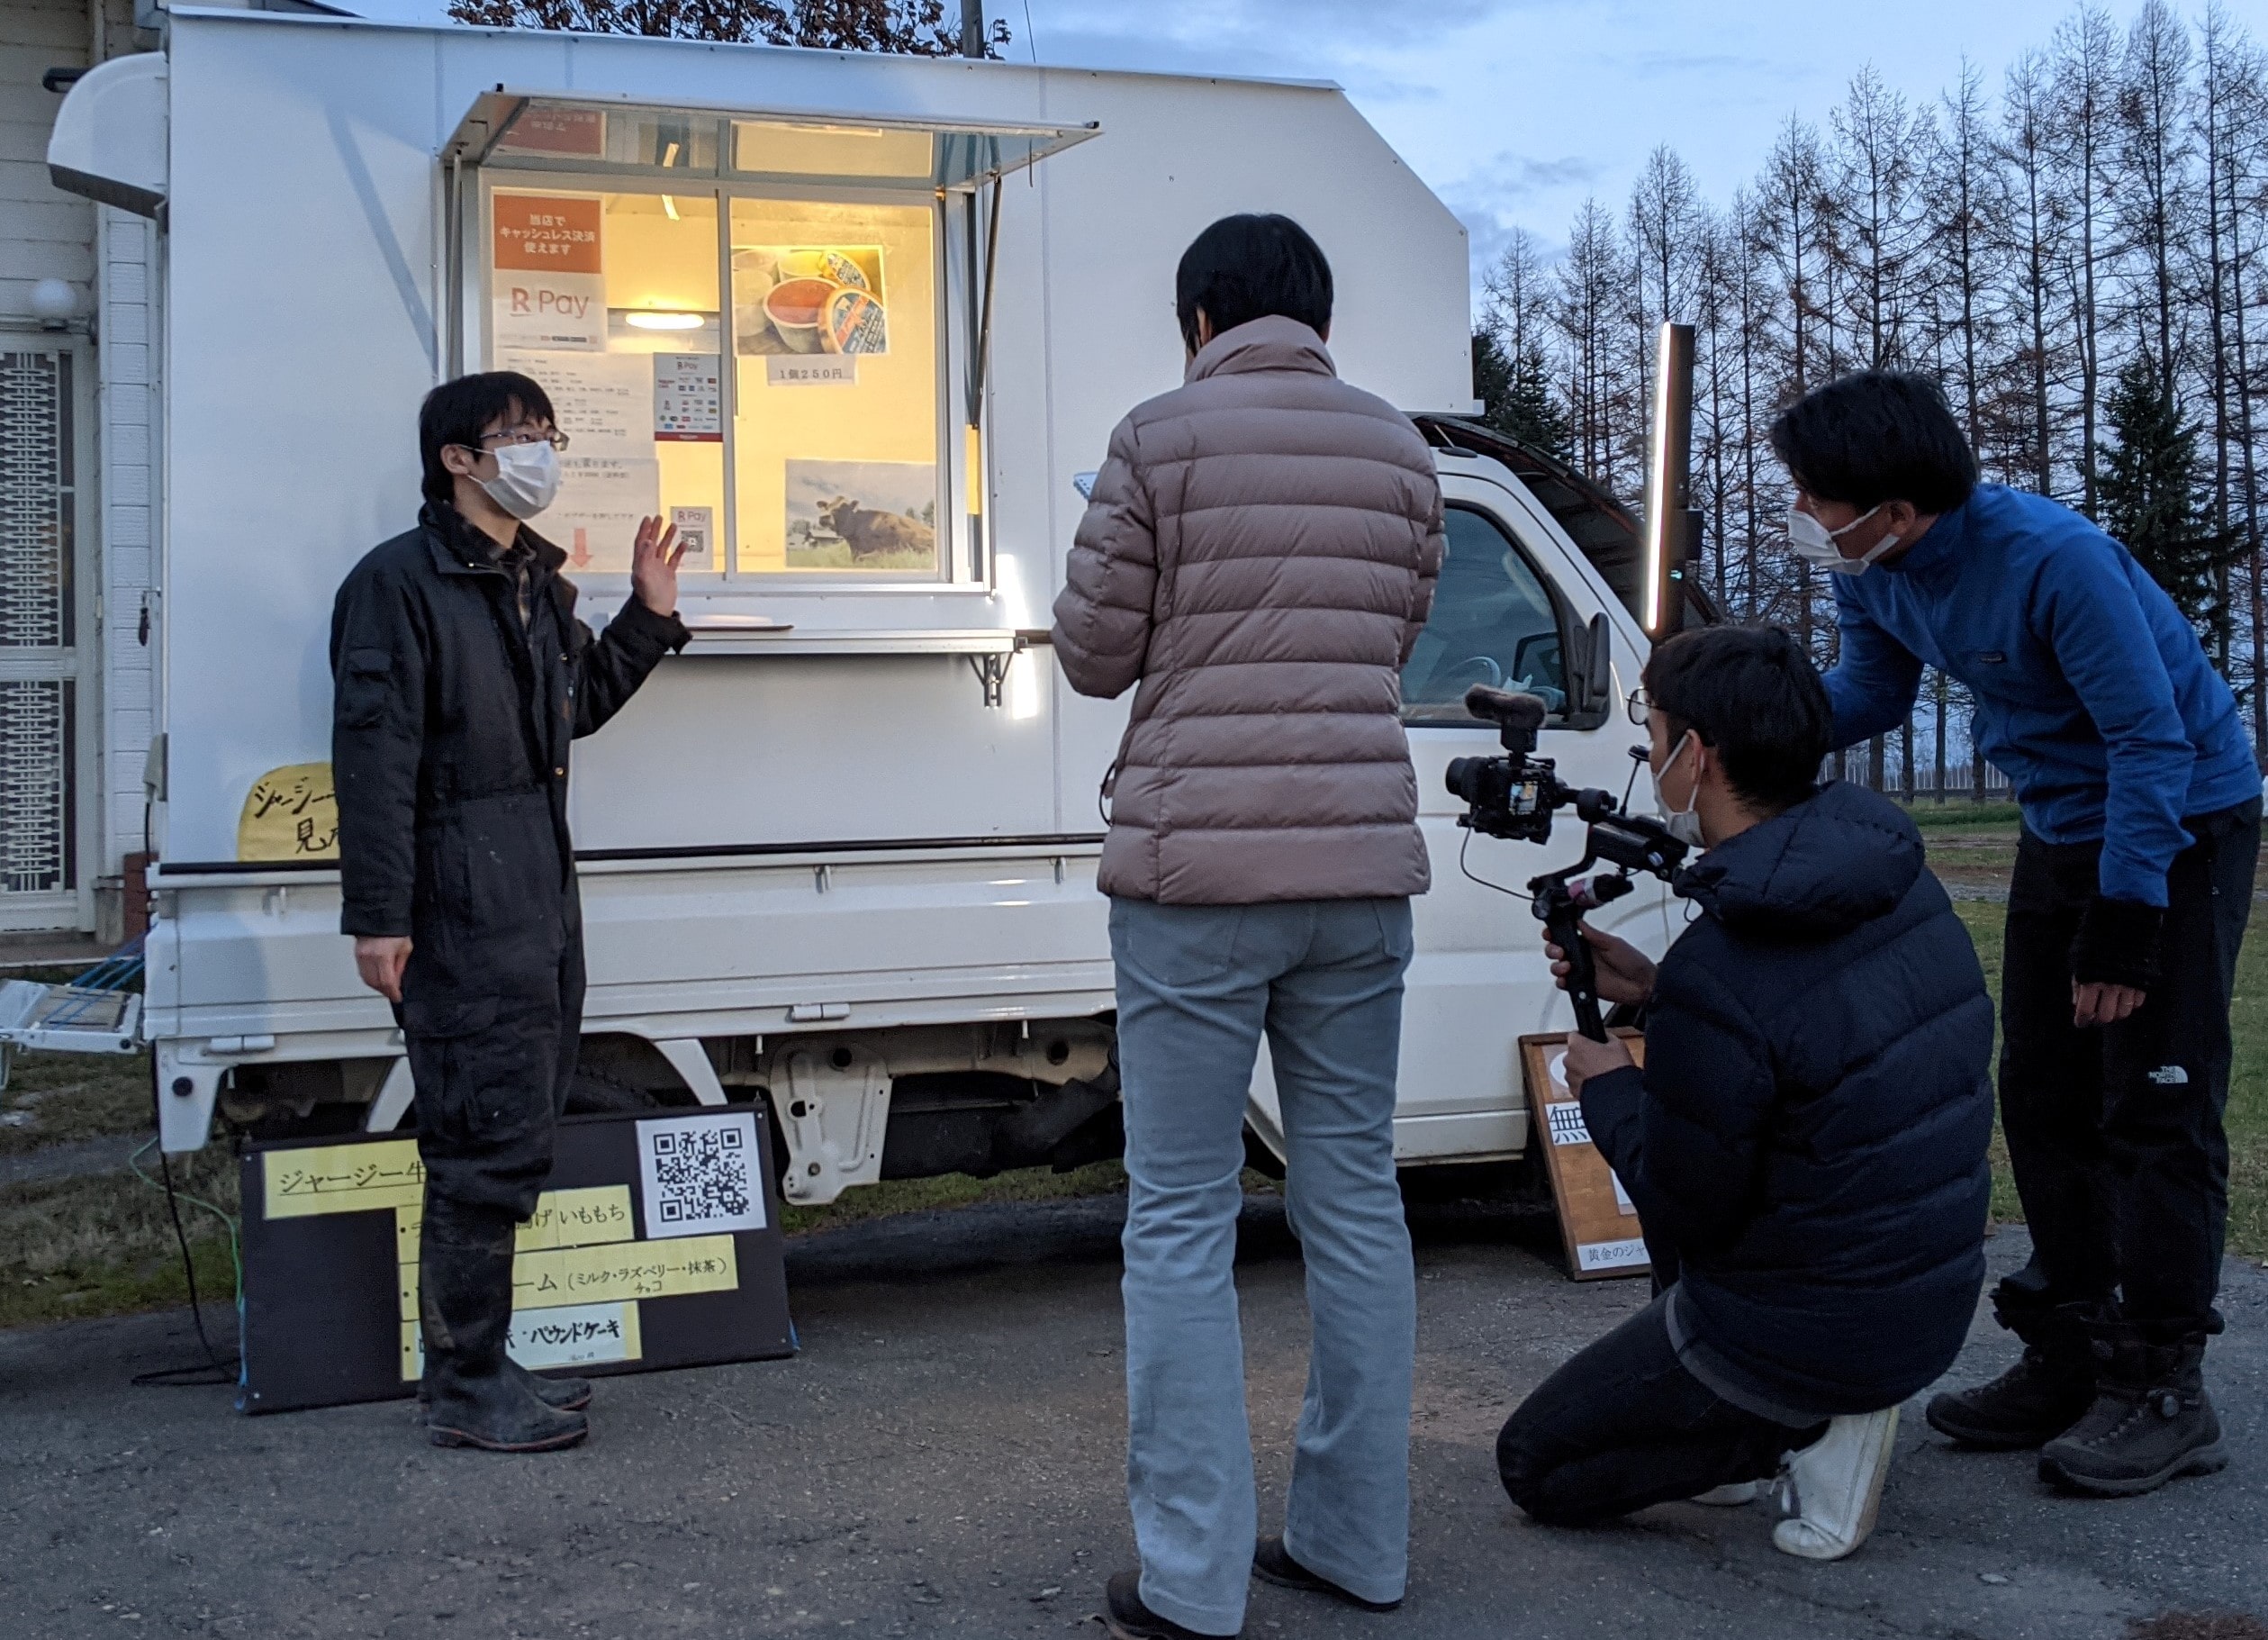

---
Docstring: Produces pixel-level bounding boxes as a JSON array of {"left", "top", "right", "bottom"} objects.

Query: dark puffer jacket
[{"left": 1578, "top": 778, "right": 1995, "bottom": 1416}]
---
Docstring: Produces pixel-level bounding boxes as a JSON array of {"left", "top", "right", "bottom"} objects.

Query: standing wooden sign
[{"left": 1518, "top": 1030, "right": 1652, "bottom": 1282}]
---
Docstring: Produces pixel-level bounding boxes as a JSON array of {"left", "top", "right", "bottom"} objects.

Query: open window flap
[
  {"left": 48, "top": 54, "right": 168, "bottom": 222},
  {"left": 444, "top": 91, "right": 1097, "bottom": 192}
]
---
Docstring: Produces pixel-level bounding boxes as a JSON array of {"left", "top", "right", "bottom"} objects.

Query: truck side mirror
[{"left": 1568, "top": 612, "right": 1612, "bottom": 717}]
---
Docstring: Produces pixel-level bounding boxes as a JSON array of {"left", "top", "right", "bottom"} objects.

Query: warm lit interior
[{"left": 484, "top": 183, "right": 944, "bottom": 583}]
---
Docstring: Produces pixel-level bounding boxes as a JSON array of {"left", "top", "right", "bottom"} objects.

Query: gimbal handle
[{"left": 1532, "top": 871, "right": 1631, "bottom": 1043}]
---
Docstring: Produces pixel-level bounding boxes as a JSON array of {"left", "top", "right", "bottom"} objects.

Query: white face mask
[
  {"left": 1650, "top": 729, "right": 1706, "bottom": 848},
  {"left": 476, "top": 439, "right": 561, "bottom": 521},
  {"left": 1788, "top": 502, "right": 1900, "bottom": 576}
]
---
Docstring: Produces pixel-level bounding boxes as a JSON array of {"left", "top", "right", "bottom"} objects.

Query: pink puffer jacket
[{"left": 1051, "top": 316, "right": 1446, "bottom": 904}]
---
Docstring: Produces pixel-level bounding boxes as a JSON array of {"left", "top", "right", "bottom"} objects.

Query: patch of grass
[
  {"left": 0, "top": 1047, "right": 153, "bottom": 1155},
  {"left": 1902, "top": 801, "right": 2024, "bottom": 829},
  {"left": 0, "top": 1146, "right": 239, "bottom": 1329},
  {"left": 1954, "top": 899, "right": 2268, "bottom": 1260},
  {"left": 777, "top": 1160, "right": 1134, "bottom": 1237},
  {"left": 0, "top": 1146, "right": 1141, "bottom": 1331},
  {"left": 1953, "top": 903, "right": 2020, "bottom": 1228}
]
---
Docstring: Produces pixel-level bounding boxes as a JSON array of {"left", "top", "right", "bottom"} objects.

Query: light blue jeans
[{"left": 1109, "top": 895, "right": 1417, "bottom": 1636}]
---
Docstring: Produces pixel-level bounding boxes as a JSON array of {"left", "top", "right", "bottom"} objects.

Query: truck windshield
[{"left": 1400, "top": 505, "right": 1568, "bottom": 722}]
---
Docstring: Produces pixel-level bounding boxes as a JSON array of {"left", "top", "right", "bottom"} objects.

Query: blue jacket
[
  {"left": 1823, "top": 484, "right": 2257, "bottom": 905},
  {"left": 1580, "top": 781, "right": 1996, "bottom": 1417}
]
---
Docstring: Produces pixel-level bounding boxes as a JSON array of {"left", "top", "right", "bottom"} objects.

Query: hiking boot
[
  {"left": 1771, "top": 1407, "right": 1899, "bottom": 1562},
  {"left": 2038, "top": 1326, "right": 2226, "bottom": 1498},
  {"left": 1251, "top": 1536, "right": 1401, "bottom": 1612},
  {"left": 1102, "top": 1572, "right": 1238, "bottom": 1640},
  {"left": 419, "top": 1195, "right": 589, "bottom": 1454},
  {"left": 1926, "top": 1300, "right": 2094, "bottom": 1450}
]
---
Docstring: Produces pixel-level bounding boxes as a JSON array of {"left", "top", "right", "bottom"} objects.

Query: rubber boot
[
  {"left": 418, "top": 1355, "right": 592, "bottom": 1413},
  {"left": 1771, "top": 1407, "right": 1899, "bottom": 1562},
  {"left": 2038, "top": 1325, "right": 2226, "bottom": 1497},
  {"left": 1925, "top": 1298, "right": 2095, "bottom": 1450},
  {"left": 419, "top": 1195, "right": 589, "bottom": 1453}
]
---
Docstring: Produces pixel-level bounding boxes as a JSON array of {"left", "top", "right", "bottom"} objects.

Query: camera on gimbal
[{"left": 1446, "top": 685, "right": 1691, "bottom": 1040}]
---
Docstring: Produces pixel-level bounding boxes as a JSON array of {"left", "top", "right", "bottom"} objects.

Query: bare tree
[
  {"left": 1628, "top": 144, "right": 1703, "bottom": 328},
  {"left": 1555, "top": 200, "right": 1631, "bottom": 491},
  {"left": 1753, "top": 117, "right": 1836, "bottom": 659},
  {"left": 1482, "top": 228, "right": 1554, "bottom": 364},
  {"left": 1486, "top": 2, "right": 2268, "bottom": 775},
  {"left": 447, "top": 0, "right": 1007, "bottom": 54},
  {"left": 2050, "top": 6, "right": 2122, "bottom": 514},
  {"left": 2001, "top": 50, "right": 2063, "bottom": 492},
  {"left": 2117, "top": 0, "right": 2199, "bottom": 393},
  {"left": 2196, "top": 5, "right": 2263, "bottom": 704},
  {"left": 1832, "top": 65, "right": 1929, "bottom": 369}
]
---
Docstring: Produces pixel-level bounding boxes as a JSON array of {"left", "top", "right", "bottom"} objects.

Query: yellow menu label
[
  {"left": 264, "top": 1140, "right": 424, "bottom": 1219},
  {"left": 514, "top": 1234, "right": 739, "bottom": 1308},
  {"left": 393, "top": 1186, "right": 634, "bottom": 1267}
]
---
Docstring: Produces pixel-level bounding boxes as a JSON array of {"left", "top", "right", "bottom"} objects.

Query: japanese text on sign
[
  {"left": 264, "top": 1139, "right": 424, "bottom": 1219},
  {"left": 511, "top": 1234, "right": 740, "bottom": 1306}
]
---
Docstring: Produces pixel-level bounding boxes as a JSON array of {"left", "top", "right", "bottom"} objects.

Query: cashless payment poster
[{"left": 239, "top": 1109, "right": 793, "bottom": 1414}]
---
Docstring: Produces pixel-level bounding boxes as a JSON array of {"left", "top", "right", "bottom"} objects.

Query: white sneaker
[
  {"left": 1771, "top": 1407, "right": 1900, "bottom": 1562},
  {"left": 1689, "top": 1480, "right": 1768, "bottom": 1506}
]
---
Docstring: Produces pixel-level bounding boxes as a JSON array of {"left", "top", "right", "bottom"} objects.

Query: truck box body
[{"left": 51, "top": 12, "right": 1673, "bottom": 1196}]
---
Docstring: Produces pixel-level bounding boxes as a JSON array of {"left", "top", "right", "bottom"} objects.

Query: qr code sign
[{"left": 636, "top": 1112, "right": 768, "bottom": 1239}]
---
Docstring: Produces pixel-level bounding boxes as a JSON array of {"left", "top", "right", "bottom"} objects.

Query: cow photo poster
[{"left": 782, "top": 458, "right": 937, "bottom": 574}]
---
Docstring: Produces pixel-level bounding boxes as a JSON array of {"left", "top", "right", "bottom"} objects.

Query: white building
[{"left": 0, "top": 0, "right": 330, "bottom": 943}]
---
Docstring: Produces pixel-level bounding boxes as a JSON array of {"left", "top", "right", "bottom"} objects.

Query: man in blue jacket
[
  {"left": 1499, "top": 625, "right": 1994, "bottom": 1560},
  {"left": 1776, "top": 371, "right": 2260, "bottom": 1497}
]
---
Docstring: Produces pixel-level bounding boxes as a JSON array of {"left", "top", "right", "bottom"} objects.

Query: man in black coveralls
[{"left": 331, "top": 371, "right": 689, "bottom": 1451}]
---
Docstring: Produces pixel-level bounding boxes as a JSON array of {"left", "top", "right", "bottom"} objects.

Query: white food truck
[{"left": 45, "top": 8, "right": 1685, "bottom": 1207}]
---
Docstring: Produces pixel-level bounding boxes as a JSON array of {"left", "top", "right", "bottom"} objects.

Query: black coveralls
[{"left": 331, "top": 503, "right": 687, "bottom": 1218}]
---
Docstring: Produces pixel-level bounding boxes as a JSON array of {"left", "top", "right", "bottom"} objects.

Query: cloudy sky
[{"left": 357, "top": 0, "right": 2268, "bottom": 281}]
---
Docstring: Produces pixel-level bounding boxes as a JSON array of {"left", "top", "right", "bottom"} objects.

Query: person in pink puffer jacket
[{"left": 1051, "top": 213, "right": 1445, "bottom": 1640}]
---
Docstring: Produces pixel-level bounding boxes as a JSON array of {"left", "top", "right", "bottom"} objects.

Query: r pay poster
[{"left": 492, "top": 195, "right": 606, "bottom": 352}]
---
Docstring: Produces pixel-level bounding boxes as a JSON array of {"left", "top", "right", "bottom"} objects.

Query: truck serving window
[
  {"left": 447, "top": 95, "right": 1094, "bottom": 604},
  {"left": 1400, "top": 505, "right": 1568, "bottom": 723}
]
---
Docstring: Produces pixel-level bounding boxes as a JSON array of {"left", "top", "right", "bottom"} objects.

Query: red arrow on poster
[{"left": 570, "top": 529, "right": 591, "bottom": 569}]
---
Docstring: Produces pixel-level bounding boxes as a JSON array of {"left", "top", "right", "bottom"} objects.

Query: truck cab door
[{"left": 1244, "top": 469, "right": 1673, "bottom": 1167}]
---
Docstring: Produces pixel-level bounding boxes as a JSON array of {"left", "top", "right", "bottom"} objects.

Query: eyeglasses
[
  {"left": 1626, "top": 687, "right": 1653, "bottom": 728},
  {"left": 474, "top": 426, "right": 570, "bottom": 452}
]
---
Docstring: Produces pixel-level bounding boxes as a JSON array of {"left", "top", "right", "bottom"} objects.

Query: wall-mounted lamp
[
  {"left": 624, "top": 311, "right": 704, "bottom": 331},
  {"left": 29, "top": 277, "right": 77, "bottom": 331}
]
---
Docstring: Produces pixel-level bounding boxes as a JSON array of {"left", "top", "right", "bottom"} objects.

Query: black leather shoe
[
  {"left": 1251, "top": 1536, "right": 1402, "bottom": 1613},
  {"left": 1103, "top": 1572, "right": 1239, "bottom": 1640}
]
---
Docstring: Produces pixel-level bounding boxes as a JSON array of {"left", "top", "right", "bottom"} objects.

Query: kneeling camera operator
[{"left": 1485, "top": 626, "right": 1995, "bottom": 1562}]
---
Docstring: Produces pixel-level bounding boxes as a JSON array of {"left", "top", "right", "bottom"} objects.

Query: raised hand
[{"left": 629, "top": 515, "right": 688, "bottom": 616}]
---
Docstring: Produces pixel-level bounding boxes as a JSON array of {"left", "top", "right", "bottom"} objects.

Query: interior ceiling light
[
  {"left": 625, "top": 311, "right": 704, "bottom": 330},
  {"left": 662, "top": 194, "right": 680, "bottom": 220}
]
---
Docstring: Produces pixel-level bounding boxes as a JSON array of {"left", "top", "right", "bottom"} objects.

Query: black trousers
[
  {"left": 401, "top": 901, "right": 584, "bottom": 1222},
  {"left": 1998, "top": 800, "right": 2260, "bottom": 1332},
  {"left": 1496, "top": 1295, "right": 1824, "bottom": 1527}
]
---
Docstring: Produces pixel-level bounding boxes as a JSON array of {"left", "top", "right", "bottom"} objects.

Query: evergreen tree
[
  {"left": 2094, "top": 349, "right": 2236, "bottom": 642},
  {"left": 1471, "top": 328, "right": 1571, "bottom": 458}
]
